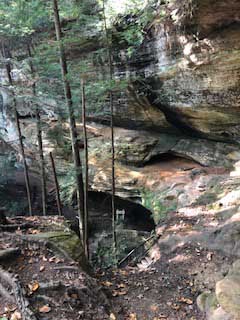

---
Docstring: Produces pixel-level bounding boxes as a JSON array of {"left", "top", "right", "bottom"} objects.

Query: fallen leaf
[
  {"left": 207, "top": 252, "right": 213, "bottom": 261},
  {"left": 112, "top": 290, "right": 127, "bottom": 297},
  {"left": 55, "top": 258, "right": 63, "bottom": 264},
  {"left": 170, "top": 303, "right": 180, "bottom": 310},
  {"left": 49, "top": 257, "right": 55, "bottom": 262},
  {"left": 117, "top": 283, "right": 126, "bottom": 289},
  {"left": 28, "top": 282, "right": 39, "bottom": 294},
  {"left": 40, "top": 266, "right": 45, "bottom": 272},
  {"left": 39, "top": 305, "right": 51, "bottom": 313},
  {"left": 10, "top": 311, "right": 21, "bottom": 320},
  {"left": 31, "top": 229, "right": 39, "bottom": 234},
  {"left": 179, "top": 297, "right": 193, "bottom": 305},
  {"left": 42, "top": 256, "right": 48, "bottom": 262},
  {"left": 109, "top": 313, "right": 116, "bottom": 320},
  {"left": 102, "top": 281, "right": 113, "bottom": 287},
  {"left": 128, "top": 313, "right": 137, "bottom": 320},
  {"left": 119, "top": 270, "right": 128, "bottom": 276}
]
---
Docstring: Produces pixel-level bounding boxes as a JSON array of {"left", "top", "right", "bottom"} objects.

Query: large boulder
[
  {"left": 215, "top": 260, "right": 240, "bottom": 318},
  {"left": 198, "top": 260, "right": 240, "bottom": 319}
]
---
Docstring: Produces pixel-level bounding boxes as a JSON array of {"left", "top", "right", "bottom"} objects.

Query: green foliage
[
  {"left": 141, "top": 189, "right": 177, "bottom": 224},
  {"left": 47, "top": 124, "right": 72, "bottom": 156},
  {"left": 59, "top": 169, "right": 76, "bottom": 206},
  {"left": 0, "top": 0, "right": 161, "bottom": 120},
  {"left": 0, "top": 0, "right": 50, "bottom": 37},
  {"left": 93, "top": 228, "right": 148, "bottom": 268}
]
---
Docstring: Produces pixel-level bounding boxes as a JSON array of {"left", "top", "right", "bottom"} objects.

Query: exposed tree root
[{"left": 0, "top": 268, "right": 38, "bottom": 320}]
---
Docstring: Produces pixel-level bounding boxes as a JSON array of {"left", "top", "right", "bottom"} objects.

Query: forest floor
[
  {"left": 0, "top": 217, "right": 109, "bottom": 320},
  {"left": 1, "top": 195, "right": 237, "bottom": 320},
  {"left": 98, "top": 206, "right": 234, "bottom": 320},
  {"left": 1, "top": 161, "right": 239, "bottom": 319}
]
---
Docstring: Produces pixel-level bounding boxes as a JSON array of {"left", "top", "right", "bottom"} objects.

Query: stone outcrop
[
  {"left": 113, "top": 0, "right": 240, "bottom": 142},
  {"left": 198, "top": 260, "right": 240, "bottom": 319}
]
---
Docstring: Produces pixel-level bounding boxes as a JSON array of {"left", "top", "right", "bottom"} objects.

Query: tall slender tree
[
  {"left": 52, "top": 0, "right": 85, "bottom": 244},
  {"left": 49, "top": 152, "right": 63, "bottom": 216},
  {"left": 1, "top": 44, "right": 32, "bottom": 216},
  {"left": 81, "top": 78, "right": 89, "bottom": 259},
  {"left": 28, "top": 44, "right": 47, "bottom": 216},
  {"left": 102, "top": 0, "right": 117, "bottom": 254}
]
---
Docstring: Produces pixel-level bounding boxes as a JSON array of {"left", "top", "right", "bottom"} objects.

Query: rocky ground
[
  {"left": 0, "top": 217, "right": 109, "bottom": 320},
  {"left": 1, "top": 158, "right": 240, "bottom": 319},
  {"left": 99, "top": 158, "right": 240, "bottom": 320},
  {"left": 2, "top": 123, "right": 240, "bottom": 320}
]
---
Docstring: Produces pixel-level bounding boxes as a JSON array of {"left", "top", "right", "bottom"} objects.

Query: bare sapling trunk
[
  {"left": 14, "top": 107, "right": 33, "bottom": 216},
  {"left": 81, "top": 79, "right": 89, "bottom": 259},
  {"left": 52, "top": 0, "right": 85, "bottom": 243},
  {"left": 102, "top": 0, "right": 117, "bottom": 254},
  {"left": 49, "top": 152, "right": 62, "bottom": 216},
  {"left": 2, "top": 46, "right": 32, "bottom": 216},
  {"left": 28, "top": 45, "right": 47, "bottom": 216},
  {"left": 36, "top": 111, "right": 47, "bottom": 215}
]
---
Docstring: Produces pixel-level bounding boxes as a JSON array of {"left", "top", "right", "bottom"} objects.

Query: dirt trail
[
  {"left": 98, "top": 166, "right": 238, "bottom": 320},
  {"left": 99, "top": 207, "right": 235, "bottom": 320}
]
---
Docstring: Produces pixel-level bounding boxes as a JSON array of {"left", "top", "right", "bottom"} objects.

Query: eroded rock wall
[{"left": 114, "top": 0, "right": 240, "bottom": 142}]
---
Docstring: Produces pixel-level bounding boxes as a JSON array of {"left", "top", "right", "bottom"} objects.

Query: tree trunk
[
  {"left": 13, "top": 103, "right": 33, "bottom": 216},
  {"left": 36, "top": 111, "right": 47, "bottom": 215},
  {"left": 102, "top": 0, "right": 117, "bottom": 253},
  {"left": 49, "top": 152, "right": 63, "bottom": 216},
  {"left": 52, "top": 0, "right": 85, "bottom": 243},
  {"left": 28, "top": 45, "right": 47, "bottom": 216},
  {"left": 2, "top": 47, "right": 33, "bottom": 216},
  {"left": 81, "top": 79, "right": 89, "bottom": 259}
]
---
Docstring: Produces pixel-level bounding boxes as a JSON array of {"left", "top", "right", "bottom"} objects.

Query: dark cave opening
[
  {"left": 87, "top": 191, "right": 155, "bottom": 234},
  {"left": 1, "top": 165, "right": 155, "bottom": 236},
  {"left": 144, "top": 152, "right": 200, "bottom": 167}
]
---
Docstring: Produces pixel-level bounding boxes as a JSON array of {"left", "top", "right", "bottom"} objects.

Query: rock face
[
  {"left": 113, "top": 0, "right": 240, "bottom": 142},
  {"left": 198, "top": 260, "right": 240, "bottom": 319}
]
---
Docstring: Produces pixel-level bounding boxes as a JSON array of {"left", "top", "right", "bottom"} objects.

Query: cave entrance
[
  {"left": 88, "top": 191, "right": 155, "bottom": 235},
  {"left": 144, "top": 152, "right": 200, "bottom": 168},
  {"left": 87, "top": 191, "right": 155, "bottom": 267}
]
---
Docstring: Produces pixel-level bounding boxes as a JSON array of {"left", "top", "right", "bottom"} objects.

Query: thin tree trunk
[
  {"left": 49, "top": 152, "right": 62, "bottom": 216},
  {"left": 52, "top": 0, "right": 85, "bottom": 243},
  {"left": 28, "top": 45, "right": 47, "bottom": 216},
  {"left": 2, "top": 47, "right": 32, "bottom": 216},
  {"left": 81, "top": 79, "right": 89, "bottom": 259},
  {"left": 102, "top": 0, "right": 117, "bottom": 253},
  {"left": 14, "top": 106, "right": 33, "bottom": 216},
  {"left": 36, "top": 111, "right": 47, "bottom": 215}
]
